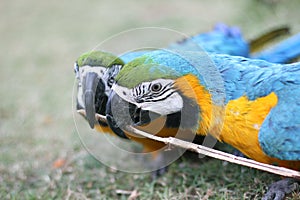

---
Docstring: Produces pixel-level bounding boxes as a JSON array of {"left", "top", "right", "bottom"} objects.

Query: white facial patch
[
  {"left": 140, "top": 92, "right": 183, "bottom": 115},
  {"left": 102, "top": 65, "right": 122, "bottom": 96},
  {"left": 76, "top": 65, "right": 107, "bottom": 109},
  {"left": 79, "top": 65, "right": 106, "bottom": 80},
  {"left": 112, "top": 79, "right": 183, "bottom": 116},
  {"left": 77, "top": 82, "right": 84, "bottom": 109}
]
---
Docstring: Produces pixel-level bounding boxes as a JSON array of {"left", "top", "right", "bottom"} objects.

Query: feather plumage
[{"left": 112, "top": 49, "right": 300, "bottom": 167}]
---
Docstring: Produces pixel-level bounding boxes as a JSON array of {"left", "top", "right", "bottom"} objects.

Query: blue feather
[
  {"left": 168, "top": 23, "right": 249, "bottom": 57},
  {"left": 119, "top": 24, "right": 300, "bottom": 65},
  {"left": 259, "top": 85, "right": 300, "bottom": 160},
  {"left": 119, "top": 23, "right": 249, "bottom": 64},
  {"left": 252, "top": 33, "right": 300, "bottom": 63},
  {"left": 119, "top": 51, "right": 150, "bottom": 63}
]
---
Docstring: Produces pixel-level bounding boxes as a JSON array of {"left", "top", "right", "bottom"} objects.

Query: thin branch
[
  {"left": 93, "top": 113, "right": 300, "bottom": 179},
  {"left": 125, "top": 126, "right": 300, "bottom": 179}
]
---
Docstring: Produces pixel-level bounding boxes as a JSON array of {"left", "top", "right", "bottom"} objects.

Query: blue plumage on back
[
  {"left": 119, "top": 24, "right": 300, "bottom": 65},
  {"left": 168, "top": 23, "right": 249, "bottom": 57},
  {"left": 252, "top": 33, "right": 300, "bottom": 63},
  {"left": 258, "top": 65, "right": 300, "bottom": 160},
  {"left": 119, "top": 23, "right": 249, "bottom": 64}
]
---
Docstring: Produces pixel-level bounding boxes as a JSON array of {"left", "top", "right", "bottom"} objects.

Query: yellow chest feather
[
  {"left": 219, "top": 94, "right": 300, "bottom": 169},
  {"left": 219, "top": 93, "right": 277, "bottom": 162}
]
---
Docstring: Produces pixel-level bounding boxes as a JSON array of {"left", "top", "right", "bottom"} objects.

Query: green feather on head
[
  {"left": 76, "top": 51, "right": 124, "bottom": 68},
  {"left": 116, "top": 55, "right": 179, "bottom": 88}
]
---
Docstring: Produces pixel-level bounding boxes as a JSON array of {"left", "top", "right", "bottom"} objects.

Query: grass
[
  {"left": 1, "top": 150, "right": 299, "bottom": 199},
  {"left": 1, "top": 0, "right": 300, "bottom": 199}
]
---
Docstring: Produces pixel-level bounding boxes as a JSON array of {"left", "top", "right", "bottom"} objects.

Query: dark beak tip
[
  {"left": 106, "top": 110, "right": 128, "bottom": 139},
  {"left": 88, "top": 121, "right": 95, "bottom": 129},
  {"left": 84, "top": 90, "right": 97, "bottom": 130},
  {"left": 82, "top": 72, "right": 101, "bottom": 130}
]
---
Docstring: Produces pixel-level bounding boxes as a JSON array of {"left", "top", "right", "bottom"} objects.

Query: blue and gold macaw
[
  {"left": 75, "top": 51, "right": 127, "bottom": 136},
  {"left": 75, "top": 24, "right": 300, "bottom": 176},
  {"left": 76, "top": 24, "right": 300, "bottom": 131},
  {"left": 75, "top": 29, "right": 300, "bottom": 146},
  {"left": 106, "top": 49, "right": 300, "bottom": 199}
]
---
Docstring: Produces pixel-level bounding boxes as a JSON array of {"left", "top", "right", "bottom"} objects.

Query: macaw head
[
  {"left": 106, "top": 50, "right": 224, "bottom": 137},
  {"left": 74, "top": 50, "right": 124, "bottom": 129}
]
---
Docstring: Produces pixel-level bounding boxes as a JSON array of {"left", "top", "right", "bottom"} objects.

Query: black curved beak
[
  {"left": 129, "top": 104, "right": 152, "bottom": 126},
  {"left": 106, "top": 91, "right": 161, "bottom": 138},
  {"left": 82, "top": 72, "right": 100, "bottom": 129},
  {"left": 106, "top": 91, "right": 128, "bottom": 139}
]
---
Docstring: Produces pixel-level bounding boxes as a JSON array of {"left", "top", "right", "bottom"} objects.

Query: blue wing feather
[
  {"left": 259, "top": 84, "right": 300, "bottom": 160},
  {"left": 252, "top": 33, "right": 300, "bottom": 63},
  {"left": 168, "top": 23, "right": 249, "bottom": 57},
  {"left": 119, "top": 24, "right": 300, "bottom": 65},
  {"left": 119, "top": 23, "right": 249, "bottom": 63}
]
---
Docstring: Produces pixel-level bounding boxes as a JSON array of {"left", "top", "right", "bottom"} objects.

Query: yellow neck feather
[{"left": 174, "top": 74, "right": 214, "bottom": 134}]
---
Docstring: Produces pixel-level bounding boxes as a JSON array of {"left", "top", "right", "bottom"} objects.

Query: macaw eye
[
  {"left": 74, "top": 63, "right": 79, "bottom": 74},
  {"left": 107, "top": 77, "right": 115, "bottom": 88},
  {"left": 151, "top": 83, "right": 162, "bottom": 92}
]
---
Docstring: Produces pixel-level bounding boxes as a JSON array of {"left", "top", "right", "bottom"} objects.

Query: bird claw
[
  {"left": 151, "top": 166, "right": 168, "bottom": 179},
  {"left": 262, "top": 178, "right": 299, "bottom": 200},
  {"left": 232, "top": 149, "right": 246, "bottom": 158}
]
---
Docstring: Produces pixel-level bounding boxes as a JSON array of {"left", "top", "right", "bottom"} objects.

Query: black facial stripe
[
  {"left": 151, "top": 82, "right": 173, "bottom": 94},
  {"left": 150, "top": 87, "right": 173, "bottom": 98},
  {"left": 137, "top": 85, "right": 141, "bottom": 96},
  {"left": 134, "top": 86, "right": 137, "bottom": 96},
  {"left": 107, "top": 76, "right": 115, "bottom": 88},
  {"left": 148, "top": 83, "right": 152, "bottom": 91},
  {"left": 141, "top": 85, "right": 143, "bottom": 95},
  {"left": 132, "top": 81, "right": 176, "bottom": 104},
  {"left": 74, "top": 63, "right": 79, "bottom": 73},
  {"left": 147, "top": 82, "right": 175, "bottom": 98},
  {"left": 134, "top": 82, "right": 175, "bottom": 103},
  {"left": 164, "top": 82, "right": 174, "bottom": 89},
  {"left": 147, "top": 82, "right": 173, "bottom": 96},
  {"left": 144, "top": 91, "right": 175, "bottom": 102},
  {"left": 137, "top": 86, "right": 172, "bottom": 101}
]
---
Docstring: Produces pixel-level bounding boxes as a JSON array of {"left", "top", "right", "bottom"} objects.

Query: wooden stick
[
  {"left": 125, "top": 126, "right": 300, "bottom": 179},
  {"left": 87, "top": 112, "right": 300, "bottom": 179},
  {"left": 77, "top": 110, "right": 107, "bottom": 123}
]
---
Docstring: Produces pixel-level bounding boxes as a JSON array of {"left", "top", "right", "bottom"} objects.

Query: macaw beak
[
  {"left": 106, "top": 91, "right": 161, "bottom": 138},
  {"left": 106, "top": 91, "right": 129, "bottom": 139},
  {"left": 82, "top": 72, "right": 100, "bottom": 129}
]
